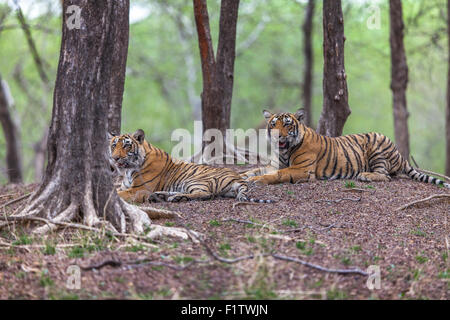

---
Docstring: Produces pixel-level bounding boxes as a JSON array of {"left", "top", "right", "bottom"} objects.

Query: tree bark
[
  {"left": 107, "top": 0, "right": 129, "bottom": 134},
  {"left": 389, "top": 0, "right": 410, "bottom": 160},
  {"left": 446, "top": 0, "right": 450, "bottom": 176},
  {"left": 0, "top": 76, "right": 23, "bottom": 183},
  {"left": 193, "top": 0, "right": 239, "bottom": 140},
  {"left": 17, "top": 0, "right": 149, "bottom": 234},
  {"left": 302, "top": 0, "right": 315, "bottom": 128},
  {"left": 316, "top": 0, "right": 350, "bottom": 137}
]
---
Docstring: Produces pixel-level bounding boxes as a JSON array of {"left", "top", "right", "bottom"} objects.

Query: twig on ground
[
  {"left": 410, "top": 155, "right": 420, "bottom": 168},
  {"left": 315, "top": 196, "right": 361, "bottom": 204},
  {"left": 342, "top": 188, "right": 375, "bottom": 194},
  {"left": 395, "top": 194, "right": 450, "bottom": 211},
  {"left": 232, "top": 202, "right": 263, "bottom": 210},
  {"left": 1, "top": 193, "right": 31, "bottom": 209},
  {"left": 80, "top": 259, "right": 192, "bottom": 271},
  {"left": 0, "top": 193, "right": 17, "bottom": 199},
  {"left": 416, "top": 169, "right": 450, "bottom": 183},
  {"left": 271, "top": 254, "right": 368, "bottom": 276}
]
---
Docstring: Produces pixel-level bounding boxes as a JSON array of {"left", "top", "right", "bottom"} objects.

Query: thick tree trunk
[
  {"left": 389, "top": 0, "right": 410, "bottom": 160},
  {"left": 0, "top": 76, "right": 23, "bottom": 183},
  {"left": 302, "top": 0, "right": 315, "bottom": 128},
  {"left": 193, "top": 0, "right": 239, "bottom": 140},
  {"left": 316, "top": 0, "right": 350, "bottom": 137},
  {"left": 447, "top": 0, "right": 450, "bottom": 176},
  {"left": 17, "top": 0, "right": 149, "bottom": 234}
]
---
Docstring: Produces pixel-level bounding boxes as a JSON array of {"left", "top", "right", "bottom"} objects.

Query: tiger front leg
[
  {"left": 241, "top": 165, "right": 278, "bottom": 180},
  {"left": 248, "top": 166, "right": 315, "bottom": 185},
  {"left": 117, "top": 188, "right": 150, "bottom": 203},
  {"left": 167, "top": 191, "right": 213, "bottom": 202}
]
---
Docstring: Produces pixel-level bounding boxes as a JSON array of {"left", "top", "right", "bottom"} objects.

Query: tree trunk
[
  {"left": 316, "top": 0, "right": 350, "bottom": 137},
  {"left": 389, "top": 0, "right": 410, "bottom": 160},
  {"left": 302, "top": 0, "right": 315, "bottom": 128},
  {"left": 107, "top": 0, "right": 129, "bottom": 134},
  {"left": 446, "top": 0, "right": 450, "bottom": 176},
  {"left": 0, "top": 76, "right": 23, "bottom": 183},
  {"left": 193, "top": 0, "right": 239, "bottom": 141},
  {"left": 17, "top": 0, "right": 149, "bottom": 234}
]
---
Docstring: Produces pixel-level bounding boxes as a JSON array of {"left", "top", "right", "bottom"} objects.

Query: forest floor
[{"left": 0, "top": 165, "right": 449, "bottom": 300}]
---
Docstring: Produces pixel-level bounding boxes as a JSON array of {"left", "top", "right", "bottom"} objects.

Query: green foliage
[{"left": 0, "top": 0, "right": 447, "bottom": 184}]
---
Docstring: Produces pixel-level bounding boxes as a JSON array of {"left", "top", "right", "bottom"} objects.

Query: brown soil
[{"left": 0, "top": 167, "right": 449, "bottom": 300}]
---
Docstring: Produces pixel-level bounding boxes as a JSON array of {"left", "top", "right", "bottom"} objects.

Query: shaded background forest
[{"left": 0, "top": 0, "right": 447, "bottom": 183}]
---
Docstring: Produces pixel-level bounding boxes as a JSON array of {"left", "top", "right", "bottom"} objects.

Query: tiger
[
  {"left": 109, "top": 129, "right": 274, "bottom": 203},
  {"left": 241, "top": 108, "right": 450, "bottom": 189}
]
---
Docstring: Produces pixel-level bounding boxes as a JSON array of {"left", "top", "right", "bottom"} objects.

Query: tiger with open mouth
[{"left": 241, "top": 108, "right": 450, "bottom": 189}]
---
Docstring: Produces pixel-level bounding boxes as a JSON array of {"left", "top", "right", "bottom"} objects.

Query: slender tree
[
  {"left": 317, "top": 0, "right": 350, "bottom": 137},
  {"left": 447, "top": 0, "right": 450, "bottom": 176},
  {"left": 389, "top": 0, "right": 410, "bottom": 160},
  {"left": 193, "top": 0, "right": 239, "bottom": 149},
  {"left": 0, "top": 75, "right": 23, "bottom": 183},
  {"left": 302, "top": 0, "right": 315, "bottom": 127},
  {"left": 15, "top": 1, "right": 184, "bottom": 238},
  {"left": 106, "top": 0, "right": 129, "bottom": 134}
]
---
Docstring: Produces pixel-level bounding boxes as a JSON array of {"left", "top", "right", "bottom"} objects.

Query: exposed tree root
[{"left": 2, "top": 181, "right": 195, "bottom": 241}]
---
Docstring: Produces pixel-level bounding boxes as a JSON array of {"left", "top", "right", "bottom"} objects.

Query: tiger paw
[
  {"left": 248, "top": 176, "right": 270, "bottom": 185},
  {"left": 168, "top": 195, "right": 189, "bottom": 202}
]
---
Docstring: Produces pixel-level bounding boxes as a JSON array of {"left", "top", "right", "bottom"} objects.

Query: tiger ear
[
  {"left": 294, "top": 108, "right": 305, "bottom": 123},
  {"left": 132, "top": 129, "right": 145, "bottom": 144},
  {"left": 263, "top": 109, "right": 273, "bottom": 123},
  {"left": 108, "top": 131, "right": 118, "bottom": 140}
]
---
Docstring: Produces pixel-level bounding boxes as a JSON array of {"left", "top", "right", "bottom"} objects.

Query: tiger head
[
  {"left": 109, "top": 129, "right": 147, "bottom": 173},
  {"left": 263, "top": 108, "right": 305, "bottom": 150}
]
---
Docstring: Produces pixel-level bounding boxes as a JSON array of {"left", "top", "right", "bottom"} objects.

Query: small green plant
[
  {"left": 442, "top": 252, "right": 448, "bottom": 262},
  {"left": 296, "top": 241, "right": 306, "bottom": 250},
  {"left": 438, "top": 269, "right": 450, "bottom": 279},
  {"left": 165, "top": 222, "right": 175, "bottom": 227},
  {"left": 68, "top": 246, "right": 85, "bottom": 259},
  {"left": 413, "top": 269, "right": 421, "bottom": 281},
  {"left": 341, "top": 256, "right": 352, "bottom": 266},
  {"left": 127, "top": 245, "right": 145, "bottom": 252},
  {"left": 173, "top": 256, "right": 194, "bottom": 264},
  {"left": 351, "top": 245, "right": 362, "bottom": 252},
  {"left": 344, "top": 181, "right": 356, "bottom": 189},
  {"left": 43, "top": 244, "right": 56, "bottom": 255},
  {"left": 327, "top": 289, "right": 348, "bottom": 300},
  {"left": 209, "top": 219, "right": 221, "bottom": 227},
  {"left": 415, "top": 255, "right": 428, "bottom": 264},
  {"left": 282, "top": 219, "right": 298, "bottom": 228},
  {"left": 410, "top": 228, "right": 427, "bottom": 237},
  {"left": 219, "top": 243, "right": 231, "bottom": 251},
  {"left": 247, "top": 236, "right": 256, "bottom": 243},
  {"left": 12, "top": 234, "right": 33, "bottom": 246},
  {"left": 39, "top": 270, "right": 54, "bottom": 287}
]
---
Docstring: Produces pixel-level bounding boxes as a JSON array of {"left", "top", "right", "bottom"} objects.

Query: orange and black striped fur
[
  {"left": 242, "top": 109, "right": 450, "bottom": 189},
  {"left": 109, "top": 129, "right": 273, "bottom": 203}
]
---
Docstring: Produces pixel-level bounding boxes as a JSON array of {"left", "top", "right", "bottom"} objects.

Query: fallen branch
[
  {"left": 1, "top": 193, "right": 31, "bottom": 209},
  {"left": 80, "top": 259, "right": 192, "bottom": 271},
  {"left": 271, "top": 254, "right": 368, "bottom": 276},
  {"left": 395, "top": 194, "right": 450, "bottom": 211}
]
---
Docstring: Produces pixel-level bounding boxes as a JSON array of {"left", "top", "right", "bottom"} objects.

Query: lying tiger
[
  {"left": 242, "top": 108, "right": 450, "bottom": 189},
  {"left": 109, "top": 129, "right": 273, "bottom": 203}
]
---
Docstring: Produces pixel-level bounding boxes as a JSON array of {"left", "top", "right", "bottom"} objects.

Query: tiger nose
[{"left": 113, "top": 155, "right": 120, "bottom": 161}]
